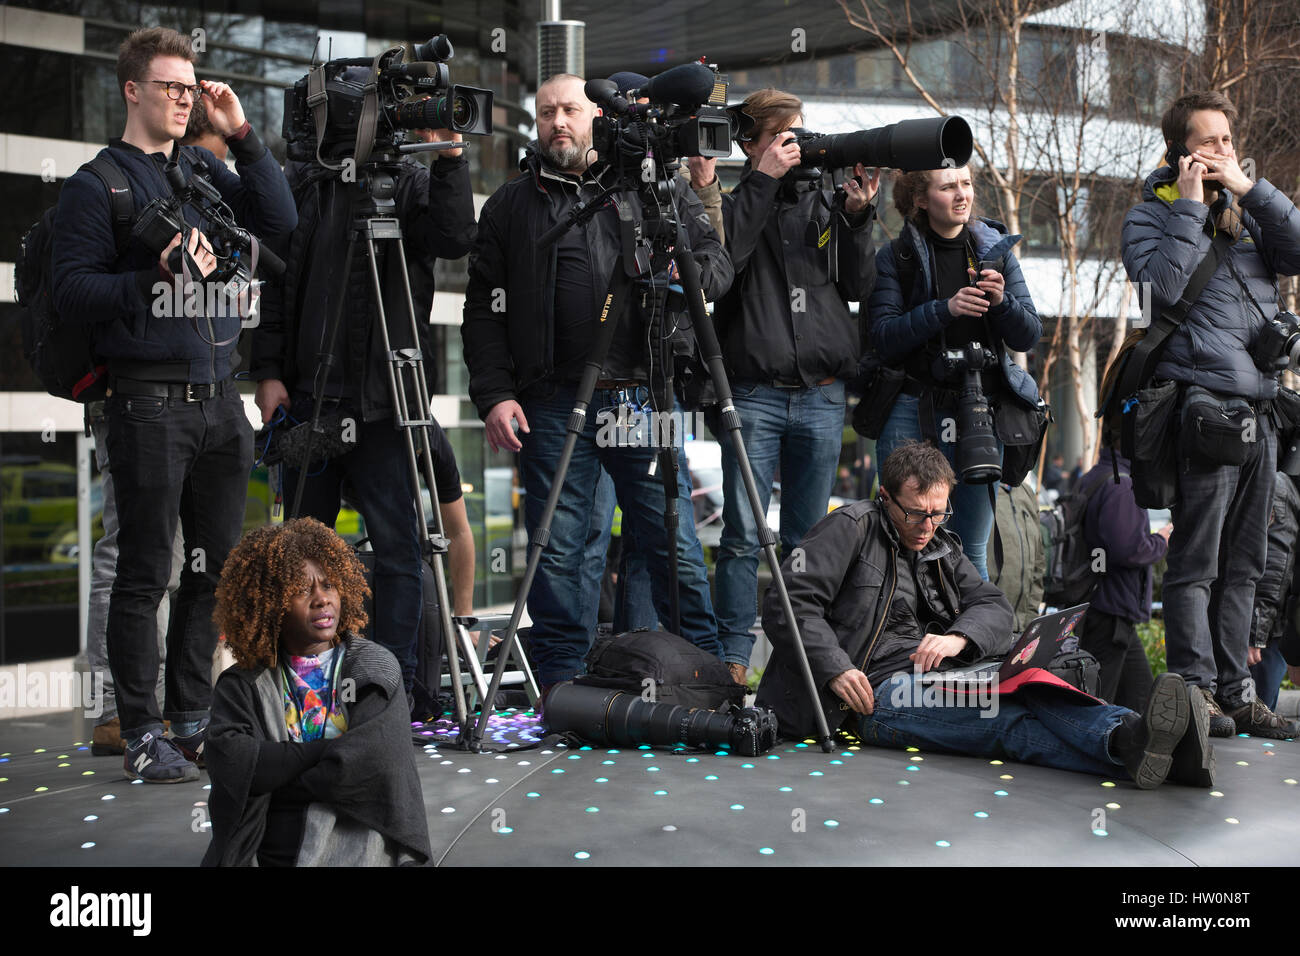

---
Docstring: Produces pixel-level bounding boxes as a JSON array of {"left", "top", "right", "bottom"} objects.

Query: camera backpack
[
  {"left": 1041, "top": 468, "right": 1118, "bottom": 609},
  {"left": 15, "top": 152, "right": 135, "bottom": 403},
  {"left": 576, "top": 629, "right": 745, "bottom": 711}
]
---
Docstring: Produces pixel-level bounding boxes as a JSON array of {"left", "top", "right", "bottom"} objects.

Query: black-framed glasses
[
  {"left": 146, "top": 80, "right": 203, "bottom": 101},
  {"left": 883, "top": 494, "right": 952, "bottom": 526}
]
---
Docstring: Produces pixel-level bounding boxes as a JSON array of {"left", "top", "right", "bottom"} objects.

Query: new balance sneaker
[
  {"left": 1225, "top": 698, "right": 1299, "bottom": 740},
  {"left": 123, "top": 731, "right": 200, "bottom": 784},
  {"left": 170, "top": 720, "right": 208, "bottom": 769},
  {"left": 1197, "top": 686, "right": 1237, "bottom": 738},
  {"left": 1112, "top": 672, "right": 1190, "bottom": 790},
  {"left": 1169, "top": 679, "right": 1215, "bottom": 787}
]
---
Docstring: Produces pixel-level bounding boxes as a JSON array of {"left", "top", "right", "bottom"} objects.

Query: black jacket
[
  {"left": 203, "top": 636, "right": 431, "bottom": 866},
  {"left": 461, "top": 151, "right": 732, "bottom": 420},
  {"left": 252, "top": 155, "right": 475, "bottom": 421},
  {"left": 755, "top": 498, "right": 1014, "bottom": 738},
  {"left": 52, "top": 131, "right": 297, "bottom": 383},
  {"left": 714, "top": 166, "right": 876, "bottom": 384},
  {"left": 1253, "top": 471, "right": 1300, "bottom": 650}
]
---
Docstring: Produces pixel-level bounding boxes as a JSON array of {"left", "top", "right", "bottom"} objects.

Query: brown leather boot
[{"left": 91, "top": 718, "right": 125, "bottom": 756}]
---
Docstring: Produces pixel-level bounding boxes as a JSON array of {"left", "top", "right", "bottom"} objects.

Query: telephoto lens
[{"left": 543, "top": 682, "right": 778, "bottom": 755}]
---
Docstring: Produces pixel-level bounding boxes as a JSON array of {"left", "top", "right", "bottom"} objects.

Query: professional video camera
[
  {"left": 130, "top": 157, "right": 284, "bottom": 315},
  {"left": 1255, "top": 309, "right": 1300, "bottom": 373},
  {"left": 585, "top": 61, "right": 732, "bottom": 176},
  {"left": 543, "top": 682, "right": 780, "bottom": 756},
  {"left": 283, "top": 35, "right": 493, "bottom": 164},
  {"left": 933, "top": 341, "right": 1002, "bottom": 484}
]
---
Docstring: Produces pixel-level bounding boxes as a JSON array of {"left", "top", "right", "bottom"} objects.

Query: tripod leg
[{"left": 671, "top": 228, "right": 835, "bottom": 753}]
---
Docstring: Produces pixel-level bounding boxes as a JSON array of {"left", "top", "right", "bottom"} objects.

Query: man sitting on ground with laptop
[{"left": 756, "top": 441, "right": 1214, "bottom": 789}]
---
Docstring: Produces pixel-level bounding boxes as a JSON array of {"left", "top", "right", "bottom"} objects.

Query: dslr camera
[
  {"left": 1254, "top": 309, "right": 1300, "bottom": 373},
  {"left": 933, "top": 341, "right": 1002, "bottom": 484},
  {"left": 283, "top": 35, "right": 493, "bottom": 164}
]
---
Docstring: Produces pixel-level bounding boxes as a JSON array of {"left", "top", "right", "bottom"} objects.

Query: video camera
[
  {"left": 131, "top": 157, "right": 284, "bottom": 307},
  {"left": 585, "top": 61, "right": 733, "bottom": 177},
  {"left": 283, "top": 35, "right": 493, "bottom": 165}
]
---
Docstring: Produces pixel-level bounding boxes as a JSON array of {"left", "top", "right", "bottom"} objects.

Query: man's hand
[
  {"left": 418, "top": 126, "right": 464, "bottom": 159},
  {"left": 255, "top": 378, "right": 290, "bottom": 425},
  {"left": 1157, "top": 523, "right": 1174, "bottom": 541},
  {"left": 160, "top": 228, "right": 218, "bottom": 279},
  {"left": 755, "top": 131, "right": 802, "bottom": 180},
  {"left": 844, "top": 163, "right": 879, "bottom": 214},
  {"left": 1192, "top": 148, "right": 1254, "bottom": 196},
  {"left": 974, "top": 267, "right": 1005, "bottom": 306},
  {"left": 910, "top": 632, "right": 970, "bottom": 673},
  {"left": 1176, "top": 152, "right": 1207, "bottom": 205},
  {"left": 485, "top": 400, "right": 529, "bottom": 453},
  {"left": 1246, "top": 645, "right": 1263, "bottom": 667},
  {"left": 947, "top": 284, "right": 990, "bottom": 318},
  {"left": 199, "top": 80, "right": 246, "bottom": 136},
  {"left": 687, "top": 156, "right": 717, "bottom": 189},
  {"left": 830, "top": 668, "right": 875, "bottom": 715}
]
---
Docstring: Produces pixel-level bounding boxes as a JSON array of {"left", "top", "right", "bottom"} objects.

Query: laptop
[{"left": 919, "top": 604, "right": 1089, "bottom": 686}]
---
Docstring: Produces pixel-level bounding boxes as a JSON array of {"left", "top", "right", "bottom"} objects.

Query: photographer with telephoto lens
[{"left": 869, "top": 165, "right": 1043, "bottom": 581}]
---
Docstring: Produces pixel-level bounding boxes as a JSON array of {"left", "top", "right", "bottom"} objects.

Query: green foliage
[{"left": 1137, "top": 618, "right": 1167, "bottom": 676}]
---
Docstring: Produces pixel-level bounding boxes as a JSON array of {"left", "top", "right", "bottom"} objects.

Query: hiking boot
[
  {"left": 91, "top": 718, "right": 125, "bottom": 756},
  {"left": 170, "top": 719, "right": 208, "bottom": 769},
  {"left": 1169, "top": 679, "right": 1215, "bottom": 787},
  {"left": 1196, "top": 686, "right": 1236, "bottom": 738},
  {"left": 1112, "top": 672, "right": 1190, "bottom": 790},
  {"left": 1225, "top": 698, "right": 1299, "bottom": 740},
  {"left": 123, "top": 731, "right": 200, "bottom": 784}
]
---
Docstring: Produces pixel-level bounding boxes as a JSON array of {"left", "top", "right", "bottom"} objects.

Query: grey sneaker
[
  {"left": 1226, "top": 698, "right": 1299, "bottom": 740},
  {"left": 123, "top": 731, "right": 200, "bottom": 784},
  {"left": 1197, "top": 686, "right": 1237, "bottom": 738}
]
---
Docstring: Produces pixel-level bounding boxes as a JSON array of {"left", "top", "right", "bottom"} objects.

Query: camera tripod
[
  {"left": 461, "top": 162, "right": 836, "bottom": 754},
  {"left": 289, "top": 149, "right": 537, "bottom": 730}
]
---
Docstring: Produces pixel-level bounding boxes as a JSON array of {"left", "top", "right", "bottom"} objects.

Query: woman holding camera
[{"left": 868, "top": 165, "right": 1043, "bottom": 579}]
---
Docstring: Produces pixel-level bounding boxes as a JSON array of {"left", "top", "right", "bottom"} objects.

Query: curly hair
[{"left": 215, "top": 518, "right": 370, "bottom": 671}]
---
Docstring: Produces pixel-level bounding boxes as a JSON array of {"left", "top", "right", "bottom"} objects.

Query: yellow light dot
[
  {"left": 1284, "top": 779, "right": 1297, "bottom": 785},
  {"left": 999, "top": 774, "right": 1013, "bottom": 780},
  {"left": 57, "top": 755, "right": 68, "bottom": 759},
  {"left": 34, "top": 787, "right": 47, "bottom": 792},
  {"left": 57, "top": 763, "right": 70, "bottom": 768},
  {"left": 1101, "top": 781, "right": 1116, "bottom": 788},
  {"left": 81, "top": 771, "right": 94, "bottom": 777},
  {"left": 1106, "top": 803, "right": 1121, "bottom": 810},
  {"left": 989, "top": 760, "right": 1003, "bottom": 766},
  {"left": 1235, "top": 761, "right": 1249, "bottom": 766},
  {"left": 1210, "top": 791, "right": 1224, "bottom": 797},
  {"left": 33, "top": 749, "right": 45, "bottom": 754},
  {"left": 906, "top": 747, "right": 920, "bottom": 753},
  {"left": 1225, "top": 818, "right": 1239, "bottom": 825}
]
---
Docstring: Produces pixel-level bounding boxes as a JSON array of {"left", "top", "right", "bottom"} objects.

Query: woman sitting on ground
[{"left": 202, "top": 518, "right": 431, "bottom": 867}]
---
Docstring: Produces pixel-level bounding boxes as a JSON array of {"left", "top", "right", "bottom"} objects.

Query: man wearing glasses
[
  {"left": 756, "top": 441, "right": 1214, "bottom": 790},
  {"left": 51, "top": 27, "right": 295, "bottom": 783}
]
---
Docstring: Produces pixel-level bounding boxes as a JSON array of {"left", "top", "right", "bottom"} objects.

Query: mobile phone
[{"left": 1164, "top": 141, "right": 1221, "bottom": 189}]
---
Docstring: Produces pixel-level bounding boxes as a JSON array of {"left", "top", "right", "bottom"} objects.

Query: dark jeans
[
  {"left": 1076, "top": 609, "right": 1154, "bottom": 712},
  {"left": 1164, "top": 414, "right": 1275, "bottom": 707},
  {"left": 1250, "top": 642, "right": 1288, "bottom": 711},
  {"left": 584, "top": 470, "right": 657, "bottom": 634},
  {"left": 105, "top": 386, "right": 252, "bottom": 738},
  {"left": 520, "top": 382, "right": 720, "bottom": 684},
  {"left": 285, "top": 399, "right": 423, "bottom": 692}
]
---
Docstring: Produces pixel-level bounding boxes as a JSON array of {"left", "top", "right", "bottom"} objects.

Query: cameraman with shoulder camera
[
  {"left": 51, "top": 27, "right": 296, "bottom": 783},
  {"left": 1121, "top": 91, "right": 1300, "bottom": 740},
  {"left": 713, "top": 88, "right": 879, "bottom": 683},
  {"left": 251, "top": 64, "right": 477, "bottom": 700},
  {"left": 462, "top": 73, "right": 733, "bottom": 699}
]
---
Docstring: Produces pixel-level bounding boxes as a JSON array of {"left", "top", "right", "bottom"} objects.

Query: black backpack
[
  {"left": 576, "top": 629, "right": 745, "bottom": 711},
  {"left": 1041, "top": 469, "right": 1119, "bottom": 608},
  {"left": 15, "top": 152, "right": 134, "bottom": 402}
]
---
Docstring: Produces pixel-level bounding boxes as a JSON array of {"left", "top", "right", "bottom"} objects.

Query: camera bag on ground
[
  {"left": 576, "top": 629, "right": 746, "bottom": 710},
  {"left": 15, "top": 152, "right": 134, "bottom": 403},
  {"left": 1041, "top": 467, "right": 1117, "bottom": 610},
  {"left": 1101, "top": 228, "right": 1231, "bottom": 508}
]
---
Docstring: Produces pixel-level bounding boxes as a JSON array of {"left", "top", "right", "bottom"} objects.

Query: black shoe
[
  {"left": 1226, "top": 698, "right": 1299, "bottom": 740},
  {"left": 1196, "top": 686, "right": 1237, "bottom": 738},
  {"left": 1112, "top": 672, "right": 1190, "bottom": 790},
  {"left": 1170, "top": 679, "right": 1215, "bottom": 787}
]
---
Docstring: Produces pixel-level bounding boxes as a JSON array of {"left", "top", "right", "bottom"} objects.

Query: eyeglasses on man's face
[
  {"left": 883, "top": 493, "right": 953, "bottom": 526},
  {"left": 145, "top": 79, "right": 203, "bottom": 101}
]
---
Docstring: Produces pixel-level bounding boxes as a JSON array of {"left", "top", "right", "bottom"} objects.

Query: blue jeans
[
  {"left": 716, "top": 381, "right": 846, "bottom": 665},
  {"left": 1164, "top": 415, "right": 1275, "bottom": 707},
  {"left": 286, "top": 398, "right": 423, "bottom": 693},
  {"left": 877, "top": 392, "right": 998, "bottom": 580},
  {"left": 1249, "top": 643, "right": 1287, "bottom": 711},
  {"left": 520, "top": 383, "right": 720, "bottom": 684},
  {"left": 582, "top": 471, "right": 657, "bottom": 635},
  {"left": 858, "top": 673, "right": 1131, "bottom": 778}
]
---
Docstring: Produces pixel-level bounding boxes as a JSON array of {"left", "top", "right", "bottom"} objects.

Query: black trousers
[{"left": 1077, "top": 609, "right": 1155, "bottom": 712}]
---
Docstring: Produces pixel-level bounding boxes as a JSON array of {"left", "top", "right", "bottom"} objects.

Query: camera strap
[{"left": 308, "top": 47, "right": 391, "bottom": 171}]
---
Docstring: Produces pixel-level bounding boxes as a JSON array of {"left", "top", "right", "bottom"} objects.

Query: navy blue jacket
[
  {"left": 1081, "top": 448, "right": 1168, "bottom": 623},
  {"left": 1122, "top": 168, "right": 1300, "bottom": 400},
  {"left": 868, "top": 218, "right": 1041, "bottom": 408},
  {"left": 51, "top": 130, "right": 297, "bottom": 384}
]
